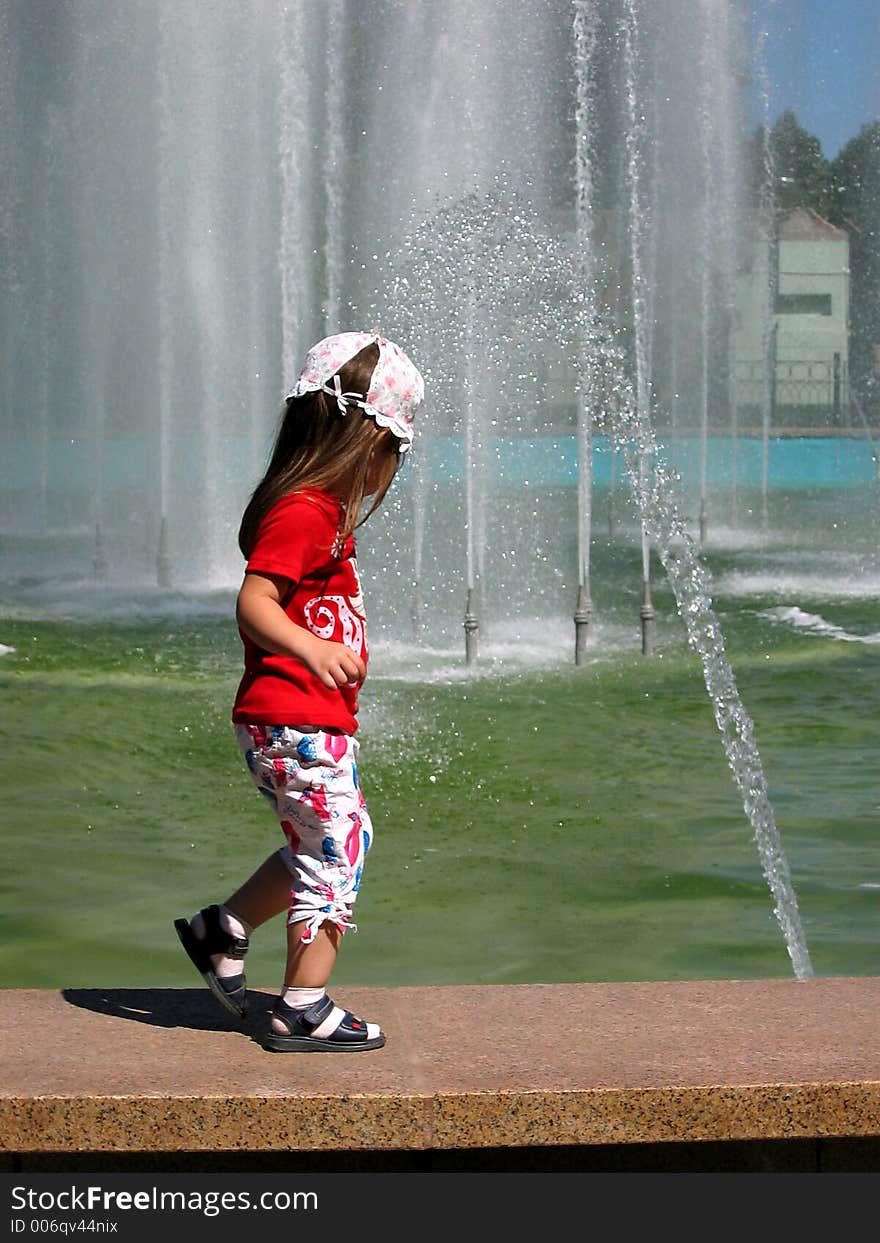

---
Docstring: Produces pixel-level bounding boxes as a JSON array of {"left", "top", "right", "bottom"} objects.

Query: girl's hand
[{"left": 300, "top": 632, "right": 366, "bottom": 691}]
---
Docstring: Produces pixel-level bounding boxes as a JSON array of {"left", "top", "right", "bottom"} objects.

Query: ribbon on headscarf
[{"left": 321, "top": 373, "right": 370, "bottom": 416}]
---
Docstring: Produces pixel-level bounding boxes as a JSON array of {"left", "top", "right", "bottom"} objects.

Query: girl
[{"left": 175, "top": 331, "right": 423, "bottom": 1053}]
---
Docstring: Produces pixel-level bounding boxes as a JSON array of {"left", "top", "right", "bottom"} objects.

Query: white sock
[
  {"left": 281, "top": 986, "right": 326, "bottom": 1011},
  {"left": 190, "top": 905, "right": 252, "bottom": 979},
  {"left": 272, "top": 986, "right": 326, "bottom": 1034}
]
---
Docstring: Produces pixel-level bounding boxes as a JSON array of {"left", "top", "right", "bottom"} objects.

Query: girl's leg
[
  {"left": 223, "top": 848, "right": 292, "bottom": 930},
  {"left": 283, "top": 920, "right": 341, "bottom": 988},
  {"left": 269, "top": 922, "right": 340, "bottom": 1027}
]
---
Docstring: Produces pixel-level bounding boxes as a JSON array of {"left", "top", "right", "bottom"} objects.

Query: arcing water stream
[
  {"left": 597, "top": 330, "right": 814, "bottom": 979},
  {"left": 573, "top": 0, "right": 812, "bottom": 976}
]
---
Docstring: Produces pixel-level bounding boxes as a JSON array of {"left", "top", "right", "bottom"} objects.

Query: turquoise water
[
  {"left": 2, "top": 494, "right": 878, "bottom": 991},
  {"left": 3, "top": 434, "right": 877, "bottom": 496},
  {"left": 428, "top": 434, "right": 880, "bottom": 488}
]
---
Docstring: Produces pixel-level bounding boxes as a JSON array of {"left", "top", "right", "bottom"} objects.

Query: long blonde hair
[{"left": 238, "top": 343, "right": 400, "bottom": 559}]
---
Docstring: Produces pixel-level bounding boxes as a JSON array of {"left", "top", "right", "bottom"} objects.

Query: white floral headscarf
[{"left": 286, "top": 331, "right": 424, "bottom": 454}]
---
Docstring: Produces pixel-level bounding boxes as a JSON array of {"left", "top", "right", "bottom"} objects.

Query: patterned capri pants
[{"left": 234, "top": 723, "right": 374, "bottom": 944}]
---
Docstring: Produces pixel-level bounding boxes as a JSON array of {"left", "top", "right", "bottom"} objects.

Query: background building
[{"left": 734, "top": 208, "right": 850, "bottom": 428}]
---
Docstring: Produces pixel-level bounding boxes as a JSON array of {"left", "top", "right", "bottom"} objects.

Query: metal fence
[{"left": 734, "top": 356, "right": 850, "bottom": 427}]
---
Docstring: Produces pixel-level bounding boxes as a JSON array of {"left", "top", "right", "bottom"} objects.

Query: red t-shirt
[{"left": 231, "top": 488, "right": 368, "bottom": 734}]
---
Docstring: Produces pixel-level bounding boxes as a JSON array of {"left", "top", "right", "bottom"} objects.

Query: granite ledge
[{"left": 2, "top": 979, "right": 879, "bottom": 1154}]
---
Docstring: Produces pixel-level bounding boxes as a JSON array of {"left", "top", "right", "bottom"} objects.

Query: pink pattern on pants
[{"left": 234, "top": 724, "right": 373, "bottom": 944}]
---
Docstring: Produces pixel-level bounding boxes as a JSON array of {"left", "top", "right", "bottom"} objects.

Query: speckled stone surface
[{"left": 2, "top": 979, "right": 879, "bottom": 1153}]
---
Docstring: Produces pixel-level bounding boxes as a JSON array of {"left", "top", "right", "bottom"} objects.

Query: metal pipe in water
[
  {"left": 575, "top": 413, "right": 594, "bottom": 662},
  {"left": 574, "top": 582, "right": 593, "bottom": 666},
  {"left": 464, "top": 588, "right": 478, "bottom": 666},
  {"left": 640, "top": 575, "right": 654, "bottom": 657}
]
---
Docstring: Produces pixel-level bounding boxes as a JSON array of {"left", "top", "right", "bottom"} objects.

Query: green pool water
[{"left": 2, "top": 540, "right": 877, "bottom": 991}]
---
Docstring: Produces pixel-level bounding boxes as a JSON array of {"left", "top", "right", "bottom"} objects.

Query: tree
[
  {"left": 829, "top": 122, "right": 880, "bottom": 393},
  {"left": 748, "top": 111, "right": 832, "bottom": 216}
]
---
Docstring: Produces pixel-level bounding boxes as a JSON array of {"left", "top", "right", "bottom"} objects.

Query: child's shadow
[{"left": 62, "top": 987, "right": 271, "bottom": 1039}]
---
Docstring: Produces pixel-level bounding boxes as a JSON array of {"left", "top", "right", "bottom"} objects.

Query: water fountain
[
  {"left": 1, "top": 0, "right": 877, "bottom": 982},
  {"left": 2, "top": 0, "right": 852, "bottom": 588},
  {"left": 373, "top": 184, "right": 813, "bottom": 977}
]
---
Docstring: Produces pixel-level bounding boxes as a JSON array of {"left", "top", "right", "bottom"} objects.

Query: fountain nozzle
[
  {"left": 574, "top": 582, "right": 593, "bottom": 665},
  {"left": 640, "top": 577, "right": 655, "bottom": 657},
  {"left": 464, "top": 588, "right": 479, "bottom": 666}
]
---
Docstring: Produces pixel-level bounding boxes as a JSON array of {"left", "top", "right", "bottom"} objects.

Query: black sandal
[
  {"left": 174, "top": 905, "right": 249, "bottom": 1018},
  {"left": 263, "top": 994, "right": 385, "bottom": 1053}
]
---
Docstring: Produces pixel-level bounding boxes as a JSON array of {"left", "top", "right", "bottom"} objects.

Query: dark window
[{"left": 775, "top": 293, "right": 832, "bottom": 316}]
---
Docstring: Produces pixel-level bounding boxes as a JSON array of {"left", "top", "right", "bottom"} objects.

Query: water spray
[
  {"left": 623, "top": 0, "right": 657, "bottom": 656},
  {"left": 573, "top": 0, "right": 600, "bottom": 665},
  {"left": 157, "top": 515, "right": 172, "bottom": 588},
  {"left": 410, "top": 444, "right": 430, "bottom": 642},
  {"left": 411, "top": 580, "right": 424, "bottom": 640},
  {"left": 93, "top": 523, "right": 108, "bottom": 582},
  {"left": 755, "top": 23, "right": 777, "bottom": 539}
]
